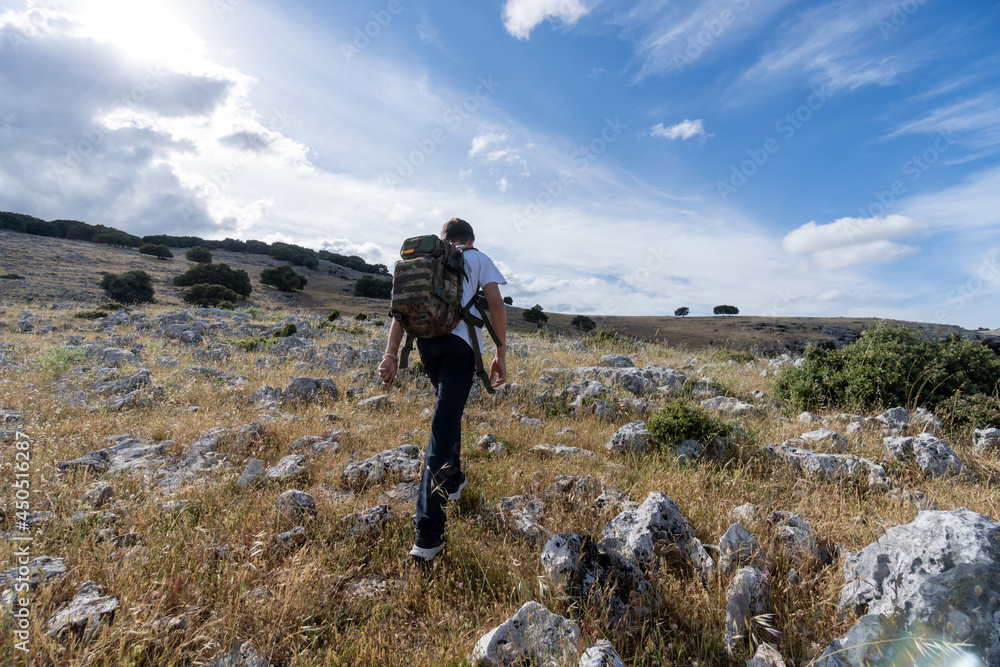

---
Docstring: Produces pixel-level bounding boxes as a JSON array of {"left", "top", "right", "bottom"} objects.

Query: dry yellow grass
[{"left": 0, "top": 300, "right": 997, "bottom": 664}]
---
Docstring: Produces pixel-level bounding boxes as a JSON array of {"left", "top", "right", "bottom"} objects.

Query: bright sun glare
[{"left": 71, "top": 0, "right": 206, "bottom": 72}]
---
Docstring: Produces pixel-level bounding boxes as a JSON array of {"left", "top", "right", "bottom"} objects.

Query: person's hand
[
  {"left": 378, "top": 355, "right": 398, "bottom": 386},
  {"left": 489, "top": 355, "right": 506, "bottom": 388}
]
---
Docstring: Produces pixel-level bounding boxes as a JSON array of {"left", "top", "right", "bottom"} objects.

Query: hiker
[{"left": 377, "top": 218, "right": 507, "bottom": 561}]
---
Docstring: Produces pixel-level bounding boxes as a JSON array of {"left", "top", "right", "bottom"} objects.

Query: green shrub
[
  {"left": 648, "top": 400, "right": 735, "bottom": 447},
  {"left": 37, "top": 345, "right": 87, "bottom": 375},
  {"left": 273, "top": 323, "right": 297, "bottom": 338},
  {"left": 719, "top": 349, "right": 757, "bottom": 364},
  {"left": 100, "top": 270, "right": 154, "bottom": 304},
  {"left": 139, "top": 243, "right": 173, "bottom": 259},
  {"left": 354, "top": 275, "right": 392, "bottom": 299},
  {"left": 217, "top": 300, "right": 235, "bottom": 311},
  {"left": 326, "top": 310, "right": 341, "bottom": 321},
  {"left": 523, "top": 304, "right": 548, "bottom": 324},
  {"left": 1, "top": 273, "right": 25, "bottom": 280},
  {"left": 774, "top": 325, "right": 1000, "bottom": 414},
  {"left": 173, "top": 263, "right": 252, "bottom": 297},
  {"left": 937, "top": 391, "right": 1000, "bottom": 431},
  {"left": 571, "top": 315, "right": 596, "bottom": 331},
  {"left": 261, "top": 264, "right": 308, "bottom": 291},
  {"left": 183, "top": 283, "right": 242, "bottom": 308},
  {"left": 99, "top": 301, "right": 129, "bottom": 312},
  {"left": 584, "top": 327, "right": 641, "bottom": 354},
  {"left": 185, "top": 246, "right": 213, "bottom": 263},
  {"left": 75, "top": 310, "right": 109, "bottom": 319},
  {"left": 354, "top": 313, "right": 369, "bottom": 321},
  {"left": 243, "top": 306, "right": 265, "bottom": 319},
  {"left": 503, "top": 296, "right": 513, "bottom": 305}
]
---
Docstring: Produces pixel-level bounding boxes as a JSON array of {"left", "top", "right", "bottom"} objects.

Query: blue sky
[{"left": 1, "top": 0, "right": 998, "bottom": 327}]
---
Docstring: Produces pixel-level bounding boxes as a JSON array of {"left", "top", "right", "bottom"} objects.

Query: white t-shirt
[{"left": 450, "top": 246, "right": 506, "bottom": 351}]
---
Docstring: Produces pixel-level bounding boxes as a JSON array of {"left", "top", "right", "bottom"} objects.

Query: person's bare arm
[
  {"left": 378, "top": 319, "right": 405, "bottom": 386},
  {"left": 483, "top": 282, "right": 507, "bottom": 387}
]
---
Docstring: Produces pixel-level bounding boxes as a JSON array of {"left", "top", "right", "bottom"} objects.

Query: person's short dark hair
[{"left": 441, "top": 218, "right": 475, "bottom": 244}]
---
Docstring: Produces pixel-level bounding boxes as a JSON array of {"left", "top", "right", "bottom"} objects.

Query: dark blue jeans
[{"left": 414, "top": 333, "right": 474, "bottom": 543}]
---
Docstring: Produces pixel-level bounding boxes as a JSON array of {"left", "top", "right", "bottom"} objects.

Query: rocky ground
[{"left": 0, "top": 299, "right": 999, "bottom": 666}]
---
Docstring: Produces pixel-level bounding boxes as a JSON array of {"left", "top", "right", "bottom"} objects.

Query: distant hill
[{"left": 1, "top": 228, "right": 996, "bottom": 353}]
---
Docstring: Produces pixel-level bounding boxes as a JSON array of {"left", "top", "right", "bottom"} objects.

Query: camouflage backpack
[{"left": 389, "top": 235, "right": 500, "bottom": 393}]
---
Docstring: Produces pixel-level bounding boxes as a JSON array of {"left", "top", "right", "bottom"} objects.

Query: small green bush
[
  {"left": 173, "top": 263, "right": 252, "bottom": 297},
  {"left": 326, "top": 310, "right": 341, "bottom": 321},
  {"left": 228, "top": 335, "right": 274, "bottom": 352},
  {"left": 243, "top": 306, "right": 265, "bottom": 319},
  {"left": 571, "top": 315, "right": 596, "bottom": 331},
  {"left": 183, "top": 283, "right": 241, "bottom": 308},
  {"left": 217, "top": 300, "right": 235, "bottom": 311},
  {"left": 584, "top": 327, "right": 641, "bottom": 354},
  {"left": 139, "top": 243, "right": 173, "bottom": 259},
  {"left": 261, "top": 264, "right": 308, "bottom": 291},
  {"left": 354, "top": 275, "right": 392, "bottom": 299},
  {"left": 523, "top": 304, "right": 548, "bottom": 324},
  {"left": 273, "top": 323, "right": 297, "bottom": 338},
  {"left": 99, "top": 301, "right": 129, "bottom": 312},
  {"left": 719, "top": 349, "right": 757, "bottom": 364},
  {"left": 648, "top": 400, "right": 735, "bottom": 447},
  {"left": 185, "top": 246, "right": 213, "bottom": 263},
  {"left": 75, "top": 310, "right": 109, "bottom": 319},
  {"left": 1, "top": 273, "right": 25, "bottom": 280},
  {"left": 100, "top": 270, "right": 154, "bottom": 304},
  {"left": 774, "top": 324, "right": 1000, "bottom": 414},
  {"left": 37, "top": 345, "right": 87, "bottom": 375},
  {"left": 938, "top": 391, "right": 1000, "bottom": 431},
  {"left": 354, "top": 313, "right": 369, "bottom": 321}
]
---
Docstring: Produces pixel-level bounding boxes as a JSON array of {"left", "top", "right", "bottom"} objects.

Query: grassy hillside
[{"left": 0, "top": 298, "right": 998, "bottom": 665}]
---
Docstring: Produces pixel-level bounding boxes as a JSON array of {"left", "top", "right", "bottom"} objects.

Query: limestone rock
[
  {"left": 764, "top": 443, "right": 891, "bottom": 491},
  {"left": 275, "top": 490, "right": 315, "bottom": 522},
  {"left": 578, "top": 640, "right": 626, "bottom": 667},
  {"left": 342, "top": 505, "right": 391, "bottom": 539},
  {"left": 541, "top": 532, "right": 659, "bottom": 629},
  {"left": 974, "top": 427, "right": 1000, "bottom": 455},
  {"left": 265, "top": 455, "right": 307, "bottom": 481},
  {"left": 545, "top": 475, "right": 603, "bottom": 505},
  {"left": 341, "top": 445, "right": 422, "bottom": 489},
  {"left": 747, "top": 643, "right": 786, "bottom": 667},
  {"left": 477, "top": 434, "right": 509, "bottom": 456},
  {"left": 470, "top": 601, "right": 582, "bottom": 666},
  {"left": 499, "top": 494, "right": 547, "bottom": 546},
  {"left": 718, "top": 523, "right": 766, "bottom": 575},
  {"left": 817, "top": 508, "right": 1000, "bottom": 666},
  {"left": 701, "top": 396, "right": 759, "bottom": 418},
  {"left": 799, "top": 428, "right": 849, "bottom": 452},
  {"left": 724, "top": 566, "right": 770, "bottom": 651},
  {"left": 767, "top": 511, "right": 821, "bottom": 561},
  {"left": 599, "top": 492, "right": 714, "bottom": 580},
  {"left": 530, "top": 443, "right": 593, "bottom": 458},
  {"left": 355, "top": 395, "right": 391, "bottom": 410},
  {"left": 283, "top": 376, "right": 337, "bottom": 403},
  {"left": 208, "top": 640, "right": 269, "bottom": 667},
  {"left": 884, "top": 433, "right": 968, "bottom": 477},
  {"left": 874, "top": 406, "right": 909, "bottom": 432},
  {"left": 599, "top": 354, "right": 634, "bottom": 368},
  {"left": 46, "top": 580, "right": 119, "bottom": 642},
  {"left": 605, "top": 421, "right": 650, "bottom": 454}
]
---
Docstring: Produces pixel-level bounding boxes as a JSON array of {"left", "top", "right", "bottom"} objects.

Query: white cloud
[
  {"left": 502, "top": 0, "right": 590, "bottom": 40},
  {"left": 884, "top": 91, "right": 1000, "bottom": 155},
  {"left": 813, "top": 241, "right": 919, "bottom": 270},
  {"left": 742, "top": 0, "right": 928, "bottom": 91},
  {"left": 651, "top": 119, "right": 709, "bottom": 141},
  {"left": 497, "top": 177, "right": 509, "bottom": 193},
  {"left": 469, "top": 132, "right": 511, "bottom": 157},
  {"left": 782, "top": 215, "right": 926, "bottom": 253}
]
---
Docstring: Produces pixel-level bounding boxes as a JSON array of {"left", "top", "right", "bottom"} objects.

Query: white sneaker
[
  {"left": 409, "top": 537, "right": 445, "bottom": 561},
  {"left": 447, "top": 478, "right": 467, "bottom": 501}
]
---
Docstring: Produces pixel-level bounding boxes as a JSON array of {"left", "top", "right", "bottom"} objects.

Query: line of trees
[{"left": 1, "top": 210, "right": 388, "bottom": 275}]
